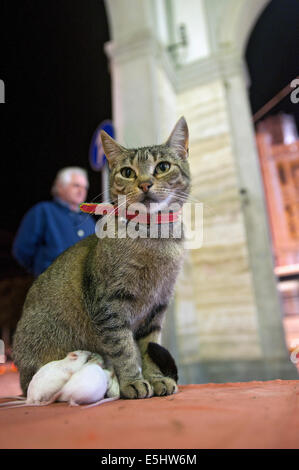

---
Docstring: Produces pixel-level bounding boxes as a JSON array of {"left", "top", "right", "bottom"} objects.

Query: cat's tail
[{"left": 147, "top": 342, "right": 178, "bottom": 383}]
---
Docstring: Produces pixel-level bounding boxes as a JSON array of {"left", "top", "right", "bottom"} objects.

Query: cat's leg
[
  {"left": 90, "top": 303, "right": 153, "bottom": 399},
  {"left": 136, "top": 307, "right": 178, "bottom": 397},
  {"left": 102, "top": 328, "right": 153, "bottom": 399}
]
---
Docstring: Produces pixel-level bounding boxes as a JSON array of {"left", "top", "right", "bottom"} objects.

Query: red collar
[{"left": 80, "top": 203, "right": 181, "bottom": 224}]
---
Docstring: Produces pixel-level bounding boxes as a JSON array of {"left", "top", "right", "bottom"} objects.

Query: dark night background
[
  {"left": 0, "top": 0, "right": 298, "bottom": 279},
  {"left": 246, "top": 0, "right": 299, "bottom": 129},
  {"left": 0, "top": 0, "right": 111, "bottom": 277}
]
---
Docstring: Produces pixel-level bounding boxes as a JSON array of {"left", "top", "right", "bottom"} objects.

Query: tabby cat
[{"left": 13, "top": 117, "right": 191, "bottom": 399}]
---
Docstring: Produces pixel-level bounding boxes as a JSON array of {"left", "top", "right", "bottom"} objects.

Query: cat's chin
[
  {"left": 126, "top": 194, "right": 179, "bottom": 214},
  {"left": 142, "top": 194, "right": 174, "bottom": 214}
]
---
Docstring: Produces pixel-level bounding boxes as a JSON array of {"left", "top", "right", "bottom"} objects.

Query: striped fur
[{"left": 13, "top": 117, "right": 190, "bottom": 399}]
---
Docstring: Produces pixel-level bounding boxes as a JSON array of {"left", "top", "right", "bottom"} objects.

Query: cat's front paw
[
  {"left": 150, "top": 377, "right": 178, "bottom": 396},
  {"left": 120, "top": 379, "right": 153, "bottom": 399}
]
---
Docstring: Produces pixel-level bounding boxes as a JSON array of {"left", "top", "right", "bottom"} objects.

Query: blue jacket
[{"left": 12, "top": 198, "right": 96, "bottom": 276}]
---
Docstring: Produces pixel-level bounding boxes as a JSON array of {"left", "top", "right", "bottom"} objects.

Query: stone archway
[
  {"left": 218, "top": 0, "right": 270, "bottom": 52},
  {"left": 102, "top": 0, "right": 297, "bottom": 382},
  {"left": 216, "top": 0, "right": 296, "bottom": 371}
]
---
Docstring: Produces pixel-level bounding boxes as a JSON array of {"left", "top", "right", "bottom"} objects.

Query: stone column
[
  {"left": 222, "top": 55, "right": 295, "bottom": 370},
  {"left": 175, "top": 47, "right": 297, "bottom": 381},
  {"left": 104, "top": 1, "right": 177, "bottom": 147}
]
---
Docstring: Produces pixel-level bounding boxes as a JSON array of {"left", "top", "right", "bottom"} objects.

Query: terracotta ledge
[{"left": 0, "top": 372, "right": 299, "bottom": 449}]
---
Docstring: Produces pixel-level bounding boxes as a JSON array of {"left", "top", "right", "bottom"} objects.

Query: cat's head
[{"left": 100, "top": 117, "right": 191, "bottom": 213}]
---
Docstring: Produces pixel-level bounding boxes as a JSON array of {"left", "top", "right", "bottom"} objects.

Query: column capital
[
  {"left": 177, "top": 46, "right": 245, "bottom": 92},
  {"left": 104, "top": 30, "right": 177, "bottom": 89}
]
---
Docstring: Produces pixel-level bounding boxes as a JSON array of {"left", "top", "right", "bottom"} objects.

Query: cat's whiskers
[
  {"left": 74, "top": 185, "right": 116, "bottom": 229},
  {"left": 154, "top": 188, "right": 194, "bottom": 204},
  {"left": 154, "top": 188, "right": 217, "bottom": 216},
  {"left": 103, "top": 191, "right": 136, "bottom": 223},
  {"left": 90, "top": 188, "right": 110, "bottom": 203},
  {"left": 156, "top": 187, "right": 199, "bottom": 202}
]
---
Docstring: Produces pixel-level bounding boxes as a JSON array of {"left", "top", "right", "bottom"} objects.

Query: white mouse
[
  {"left": 81, "top": 361, "right": 120, "bottom": 409},
  {"left": 57, "top": 352, "right": 120, "bottom": 406},
  {"left": 0, "top": 350, "right": 92, "bottom": 408},
  {"left": 0, "top": 351, "right": 120, "bottom": 409}
]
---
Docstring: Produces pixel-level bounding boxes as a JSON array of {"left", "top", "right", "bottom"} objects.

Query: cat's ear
[
  {"left": 100, "top": 131, "right": 128, "bottom": 168},
  {"left": 165, "top": 116, "right": 189, "bottom": 159}
]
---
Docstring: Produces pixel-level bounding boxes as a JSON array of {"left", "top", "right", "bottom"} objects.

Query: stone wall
[{"left": 174, "top": 80, "right": 262, "bottom": 370}]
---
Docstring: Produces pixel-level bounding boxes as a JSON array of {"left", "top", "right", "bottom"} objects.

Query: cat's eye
[
  {"left": 121, "top": 167, "right": 136, "bottom": 179},
  {"left": 154, "top": 161, "right": 171, "bottom": 175}
]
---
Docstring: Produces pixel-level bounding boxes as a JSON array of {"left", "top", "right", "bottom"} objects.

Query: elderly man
[{"left": 13, "top": 167, "right": 96, "bottom": 277}]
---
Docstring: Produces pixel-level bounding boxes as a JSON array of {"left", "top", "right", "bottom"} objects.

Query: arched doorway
[
  {"left": 245, "top": 0, "right": 299, "bottom": 364},
  {"left": 217, "top": 0, "right": 293, "bottom": 369}
]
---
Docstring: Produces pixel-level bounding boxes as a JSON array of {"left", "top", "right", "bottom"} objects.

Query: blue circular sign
[{"left": 89, "top": 120, "right": 114, "bottom": 171}]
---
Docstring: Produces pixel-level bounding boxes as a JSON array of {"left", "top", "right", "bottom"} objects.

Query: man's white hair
[{"left": 51, "top": 167, "right": 89, "bottom": 196}]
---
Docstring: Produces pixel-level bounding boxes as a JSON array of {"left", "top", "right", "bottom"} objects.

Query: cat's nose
[{"left": 138, "top": 181, "right": 153, "bottom": 193}]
